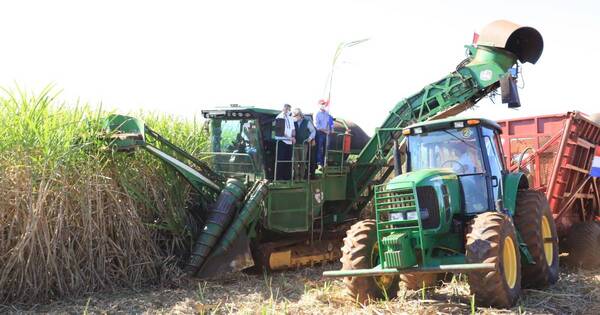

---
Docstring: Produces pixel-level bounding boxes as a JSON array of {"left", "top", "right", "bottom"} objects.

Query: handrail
[{"left": 274, "top": 140, "right": 313, "bottom": 183}]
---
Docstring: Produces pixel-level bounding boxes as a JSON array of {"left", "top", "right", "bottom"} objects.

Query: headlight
[{"left": 390, "top": 208, "right": 430, "bottom": 221}]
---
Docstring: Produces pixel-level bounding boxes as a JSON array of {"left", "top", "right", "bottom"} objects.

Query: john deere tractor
[{"left": 323, "top": 117, "right": 560, "bottom": 308}]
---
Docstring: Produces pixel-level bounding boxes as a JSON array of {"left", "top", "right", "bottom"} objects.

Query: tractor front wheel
[
  {"left": 563, "top": 221, "right": 600, "bottom": 269},
  {"left": 400, "top": 273, "right": 442, "bottom": 290},
  {"left": 340, "top": 220, "right": 399, "bottom": 303},
  {"left": 466, "top": 212, "right": 521, "bottom": 308},
  {"left": 514, "top": 189, "right": 559, "bottom": 287}
]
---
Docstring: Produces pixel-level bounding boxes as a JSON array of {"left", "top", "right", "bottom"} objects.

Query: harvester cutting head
[
  {"left": 102, "top": 114, "right": 146, "bottom": 151},
  {"left": 476, "top": 20, "right": 543, "bottom": 64}
]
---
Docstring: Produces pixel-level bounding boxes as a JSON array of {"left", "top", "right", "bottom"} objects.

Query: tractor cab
[{"left": 403, "top": 118, "right": 506, "bottom": 214}]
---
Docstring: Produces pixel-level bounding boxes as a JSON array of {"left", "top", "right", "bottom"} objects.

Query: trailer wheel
[
  {"left": 514, "top": 189, "right": 559, "bottom": 287},
  {"left": 563, "top": 222, "right": 600, "bottom": 269},
  {"left": 466, "top": 212, "right": 521, "bottom": 308},
  {"left": 400, "top": 273, "right": 441, "bottom": 290},
  {"left": 341, "top": 220, "right": 399, "bottom": 303}
]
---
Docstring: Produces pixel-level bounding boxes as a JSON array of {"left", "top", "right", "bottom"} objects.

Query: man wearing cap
[
  {"left": 274, "top": 104, "right": 296, "bottom": 180},
  {"left": 315, "top": 102, "right": 332, "bottom": 169}
]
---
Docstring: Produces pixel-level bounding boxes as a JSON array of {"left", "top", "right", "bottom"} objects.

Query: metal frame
[{"left": 498, "top": 112, "right": 600, "bottom": 236}]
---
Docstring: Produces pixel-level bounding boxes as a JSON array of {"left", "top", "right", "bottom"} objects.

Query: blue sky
[{"left": 1, "top": 0, "right": 598, "bottom": 133}]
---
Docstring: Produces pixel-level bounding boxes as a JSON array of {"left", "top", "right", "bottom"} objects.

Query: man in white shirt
[{"left": 275, "top": 104, "right": 296, "bottom": 180}]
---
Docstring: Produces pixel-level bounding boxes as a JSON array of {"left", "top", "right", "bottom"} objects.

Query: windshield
[
  {"left": 408, "top": 127, "right": 484, "bottom": 175},
  {"left": 210, "top": 119, "right": 259, "bottom": 153},
  {"left": 208, "top": 118, "right": 261, "bottom": 176}
]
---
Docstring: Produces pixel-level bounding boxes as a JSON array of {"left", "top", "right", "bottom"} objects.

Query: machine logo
[
  {"left": 479, "top": 69, "right": 493, "bottom": 81},
  {"left": 460, "top": 127, "right": 473, "bottom": 138},
  {"left": 314, "top": 189, "right": 324, "bottom": 204}
]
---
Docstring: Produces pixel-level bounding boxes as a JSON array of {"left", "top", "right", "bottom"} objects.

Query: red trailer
[{"left": 498, "top": 111, "right": 600, "bottom": 267}]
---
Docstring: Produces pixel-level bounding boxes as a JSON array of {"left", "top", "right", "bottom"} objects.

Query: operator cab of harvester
[
  {"left": 324, "top": 117, "right": 560, "bottom": 308},
  {"left": 200, "top": 106, "right": 277, "bottom": 181}
]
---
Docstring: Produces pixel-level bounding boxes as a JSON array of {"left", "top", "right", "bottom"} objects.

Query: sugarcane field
[{"left": 1, "top": 1, "right": 600, "bottom": 315}]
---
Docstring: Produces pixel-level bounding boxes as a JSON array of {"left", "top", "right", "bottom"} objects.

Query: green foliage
[{"left": 0, "top": 86, "right": 208, "bottom": 304}]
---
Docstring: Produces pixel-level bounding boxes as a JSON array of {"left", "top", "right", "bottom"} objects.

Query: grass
[
  {"left": 0, "top": 86, "right": 208, "bottom": 304},
  {"left": 9, "top": 263, "right": 598, "bottom": 314}
]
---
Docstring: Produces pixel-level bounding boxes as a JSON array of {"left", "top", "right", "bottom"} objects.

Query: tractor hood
[
  {"left": 386, "top": 168, "right": 458, "bottom": 190},
  {"left": 476, "top": 20, "right": 543, "bottom": 64}
]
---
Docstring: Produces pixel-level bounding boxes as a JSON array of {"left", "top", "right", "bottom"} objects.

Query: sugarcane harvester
[
  {"left": 323, "top": 20, "right": 554, "bottom": 308},
  {"left": 104, "top": 20, "right": 548, "bottom": 297}
]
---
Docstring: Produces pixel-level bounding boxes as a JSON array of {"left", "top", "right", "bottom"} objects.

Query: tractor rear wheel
[
  {"left": 563, "top": 221, "right": 600, "bottom": 269},
  {"left": 514, "top": 189, "right": 559, "bottom": 287},
  {"left": 400, "top": 273, "right": 441, "bottom": 290},
  {"left": 466, "top": 212, "right": 521, "bottom": 308},
  {"left": 341, "top": 220, "right": 399, "bottom": 303}
]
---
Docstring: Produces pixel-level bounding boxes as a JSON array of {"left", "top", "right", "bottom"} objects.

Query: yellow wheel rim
[
  {"left": 371, "top": 242, "right": 395, "bottom": 290},
  {"left": 541, "top": 216, "right": 554, "bottom": 266},
  {"left": 503, "top": 236, "right": 517, "bottom": 289}
]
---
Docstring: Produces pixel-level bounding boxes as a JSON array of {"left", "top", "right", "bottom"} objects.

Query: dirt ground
[{"left": 3, "top": 263, "right": 598, "bottom": 315}]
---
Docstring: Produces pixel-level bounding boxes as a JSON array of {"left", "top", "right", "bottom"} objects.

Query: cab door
[{"left": 481, "top": 127, "right": 504, "bottom": 207}]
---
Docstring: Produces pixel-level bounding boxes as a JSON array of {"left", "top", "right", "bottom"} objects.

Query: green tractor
[{"left": 323, "top": 117, "right": 560, "bottom": 308}]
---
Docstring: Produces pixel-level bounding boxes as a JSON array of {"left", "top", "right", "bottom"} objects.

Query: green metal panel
[
  {"left": 375, "top": 169, "right": 466, "bottom": 269},
  {"left": 502, "top": 172, "right": 529, "bottom": 215},
  {"left": 374, "top": 181, "right": 423, "bottom": 269},
  {"left": 321, "top": 175, "right": 347, "bottom": 201},
  {"left": 266, "top": 184, "right": 310, "bottom": 232},
  {"left": 102, "top": 114, "right": 145, "bottom": 150}
]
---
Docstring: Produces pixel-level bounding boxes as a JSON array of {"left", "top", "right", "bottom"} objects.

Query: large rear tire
[
  {"left": 341, "top": 220, "right": 399, "bottom": 303},
  {"left": 563, "top": 221, "right": 600, "bottom": 269},
  {"left": 514, "top": 189, "right": 559, "bottom": 287},
  {"left": 466, "top": 212, "right": 521, "bottom": 308}
]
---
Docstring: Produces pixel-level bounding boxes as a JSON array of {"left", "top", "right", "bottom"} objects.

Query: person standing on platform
[
  {"left": 274, "top": 104, "right": 295, "bottom": 180},
  {"left": 315, "top": 100, "right": 332, "bottom": 170},
  {"left": 292, "top": 108, "right": 316, "bottom": 178}
]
